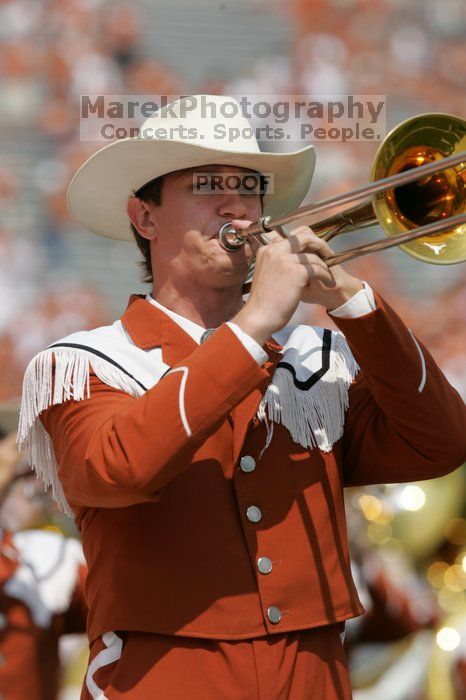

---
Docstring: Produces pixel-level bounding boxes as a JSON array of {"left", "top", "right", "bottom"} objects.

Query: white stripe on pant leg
[{"left": 86, "top": 632, "right": 123, "bottom": 700}]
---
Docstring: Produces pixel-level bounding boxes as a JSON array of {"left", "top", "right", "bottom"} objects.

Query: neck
[{"left": 151, "top": 279, "right": 244, "bottom": 328}]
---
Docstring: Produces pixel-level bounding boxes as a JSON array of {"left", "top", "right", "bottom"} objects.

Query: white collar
[{"left": 145, "top": 294, "right": 207, "bottom": 345}]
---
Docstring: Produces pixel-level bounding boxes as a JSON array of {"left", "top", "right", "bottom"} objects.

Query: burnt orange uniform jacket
[{"left": 36, "top": 291, "right": 466, "bottom": 645}]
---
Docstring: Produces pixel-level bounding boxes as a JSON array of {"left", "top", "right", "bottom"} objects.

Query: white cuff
[
  {"left": 226, "top": 322, "right": 268, "bottom": 366},
  {"left": 329, "top": 281, "right": 376, "bottom": 319}
]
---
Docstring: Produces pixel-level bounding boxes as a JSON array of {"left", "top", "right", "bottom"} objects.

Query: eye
[
  {"left": 239, "top": 186, "right": 260, "bottom": 196},
  {"left": 193, "top": 177, "right": 214, "bottom": 192}
]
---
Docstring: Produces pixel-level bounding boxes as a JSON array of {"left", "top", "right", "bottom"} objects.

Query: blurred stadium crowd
[{"left": 0, "top": 0, "right": 465, "bottom": 698}]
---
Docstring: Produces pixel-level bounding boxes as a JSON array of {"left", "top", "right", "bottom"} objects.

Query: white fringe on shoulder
[
  {"left": 257, "top": 331, "right": 359, "bottom": 454},
  {"left": 17, "top": 348, "right": 144, "bottom": 516}
]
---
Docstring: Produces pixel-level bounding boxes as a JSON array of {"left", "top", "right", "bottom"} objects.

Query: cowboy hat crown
[{"left": 67, "top": 94, "right": 316, "bottom": 241}]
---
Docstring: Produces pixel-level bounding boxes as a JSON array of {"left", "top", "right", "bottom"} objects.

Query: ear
[{"left": 127, "top": 197, "right": 157, "bottom": 241}]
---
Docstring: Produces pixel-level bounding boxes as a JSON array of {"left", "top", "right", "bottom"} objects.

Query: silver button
[
  {"left": 0, "top": 613, "right": 6, "bottom": 631},
  {"left": 267, "top": 606, "right": 281, "bottom": 624},
  {"left": 239, "top": 455, "right": 256, "bottom": 472},
  {"left": 246, "top": 506, "right": 262, "bottom": 523},
  {"left": 257, "top": 556, "right": 272, "bottom": 574}
]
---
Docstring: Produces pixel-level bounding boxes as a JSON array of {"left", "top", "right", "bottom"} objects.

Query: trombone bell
[
  {"left": 371, "top": 113, "right": 466, "bottom": 264},
  {"left": 225, "top": 112, "right": 466, "bottom": 285}
]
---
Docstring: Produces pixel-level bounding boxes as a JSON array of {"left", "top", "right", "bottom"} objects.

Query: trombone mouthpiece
[{"left": 218, "top": 222, "right": 247, "bottom": 251}]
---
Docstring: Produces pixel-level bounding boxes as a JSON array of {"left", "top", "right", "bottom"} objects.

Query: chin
[
  {"left": 193, "top": 243, "right": 250, "bottom": 281},
  {"left": 199, "top": 260, "right": 248, "bottom": 287}
]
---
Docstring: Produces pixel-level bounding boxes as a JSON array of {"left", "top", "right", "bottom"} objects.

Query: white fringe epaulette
[
  {"left": 257, "top": 325, "right": 359, "bottom": 454},
  {"left": 17, "top": 321, "right": 167, "bottom": 516}
]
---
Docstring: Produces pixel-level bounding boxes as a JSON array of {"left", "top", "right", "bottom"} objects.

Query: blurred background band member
[
  {"left": 18, "top": 95, "right": 466, "bottom": 699},
  {"left": 0, "top": 405, "right": 88, "bottom": 700}
]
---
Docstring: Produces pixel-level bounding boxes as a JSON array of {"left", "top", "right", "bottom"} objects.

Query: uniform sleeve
[
  {"left": 39, "top": 324, "right": 268, "bottom": 508},
  {"left": 332, "top": 291, "right": 466, "bottom": 486}
]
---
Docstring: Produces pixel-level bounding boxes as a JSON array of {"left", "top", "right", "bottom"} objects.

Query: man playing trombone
[{"left": 18, "top": 95, "right": 466, "bottom": 699}]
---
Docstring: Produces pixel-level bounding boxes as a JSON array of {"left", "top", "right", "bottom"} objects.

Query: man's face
[{"left": 148, "top": 164, "right": 263, "bottom": 290}]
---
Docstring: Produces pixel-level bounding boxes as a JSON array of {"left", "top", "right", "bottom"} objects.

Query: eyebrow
[{"left": 178, "top": 166, "right": 262, "bottom": 185}]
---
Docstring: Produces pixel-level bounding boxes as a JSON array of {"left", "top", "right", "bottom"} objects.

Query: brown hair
[
  {"left": 130, "top": 176, "right": 164, "bottom": 284},
  {"left": 130, "top": 173, "right": 265, "bottom": 284}
]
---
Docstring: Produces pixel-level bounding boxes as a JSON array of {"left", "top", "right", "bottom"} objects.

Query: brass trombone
[{"left": 219, "top": 113, "right": 466, "bottom": 273}]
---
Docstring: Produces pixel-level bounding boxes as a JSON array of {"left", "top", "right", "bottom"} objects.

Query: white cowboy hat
[{"left": 67, "top": 95, "right": 316, "bottom": 241}]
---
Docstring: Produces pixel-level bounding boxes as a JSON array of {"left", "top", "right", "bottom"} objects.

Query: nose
[{"left": 217, "top": 190, "right": 248, "bottom": 220}]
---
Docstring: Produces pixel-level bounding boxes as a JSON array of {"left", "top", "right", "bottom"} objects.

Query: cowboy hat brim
[{"left": 67, "top": 139, "right": 316, "bottom": 241}]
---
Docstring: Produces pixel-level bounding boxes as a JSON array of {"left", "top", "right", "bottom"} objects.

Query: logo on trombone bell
[{"left": 193, "top": 172, "right": 273, "bottom": 195}]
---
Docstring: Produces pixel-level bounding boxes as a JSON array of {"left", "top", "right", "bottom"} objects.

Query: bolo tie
[{"left": 200, "top": 328, "right": 216, "bottom": 344}]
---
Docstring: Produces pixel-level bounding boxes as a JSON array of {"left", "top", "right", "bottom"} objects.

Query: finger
[
  {"left": 291, "top": 251, "right": 334, "bottom": 268},
  {"left": 302, "top": 263, "right": 337, "bottom": 288},
  {"left": 264, "top": 229, "right": 285, "bottom": 244},
  {"left": 248, "top": 237, "right": 261, "bottom": 256},
  {"left": 280, "top": 228, "right": 336, "bottom": 258},
  {"left": 230, "top": 219, "right": 253, "bottom": 231},
  {"left": 293, "top": 252, "right": 335, "bottom": 282},
  {"left": 297, "top": 231, "right": 336, "bottom": 258}
]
